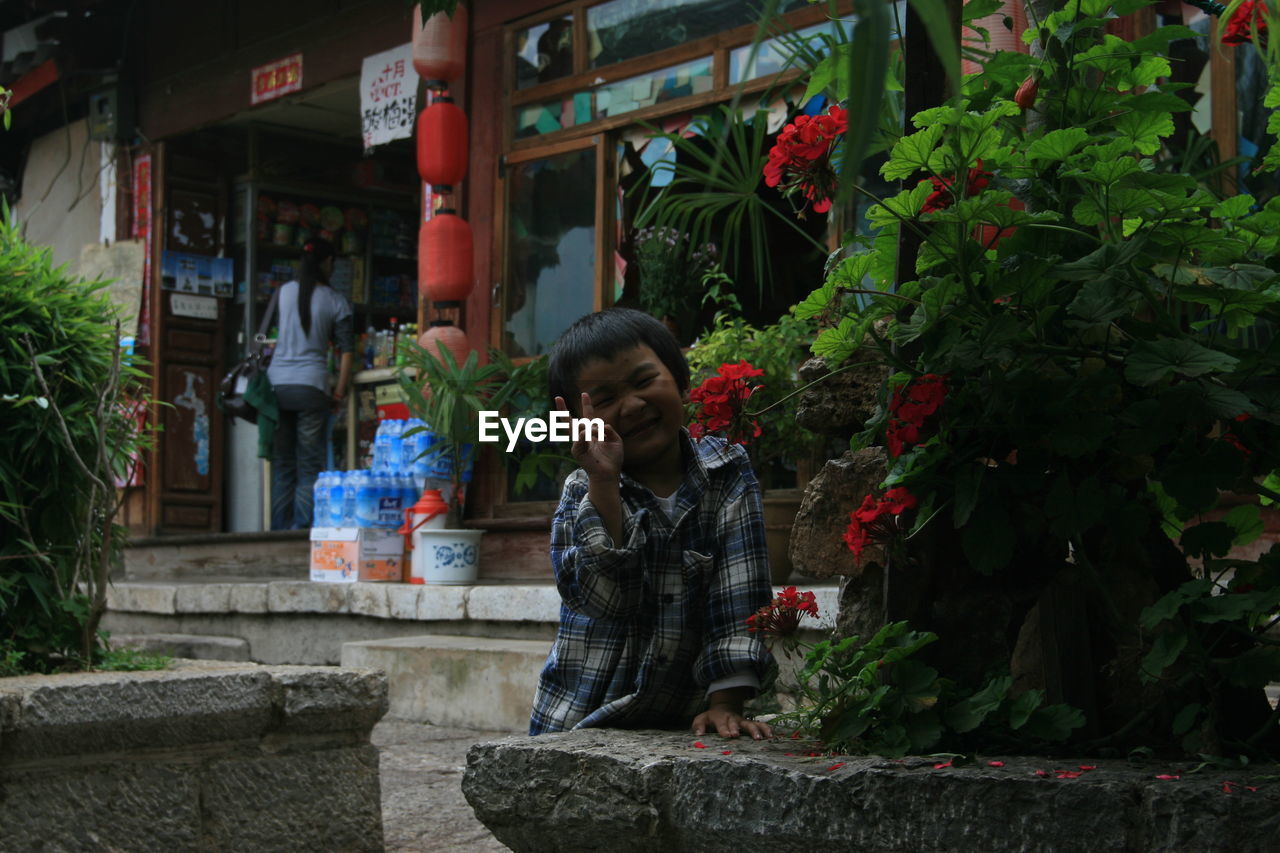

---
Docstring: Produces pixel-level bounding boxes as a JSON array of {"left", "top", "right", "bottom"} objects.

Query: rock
[
  {"left": 789, "top": 448, "right": 888, "bottom": 579},
  {"left": 795, "top": 354, "right": 890, "bottom": 437},
  {"left": 463, "top": 729, "right": 1280, "bottom": 853}
]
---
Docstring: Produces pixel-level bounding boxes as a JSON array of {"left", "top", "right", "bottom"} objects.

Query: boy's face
[{"left": 574, "top": 343, "right": 686, "bottom": 476}]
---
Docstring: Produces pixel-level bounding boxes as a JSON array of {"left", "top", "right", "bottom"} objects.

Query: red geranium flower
[
  {"left": 884, "top": 374, "right": 948, "bottom": 458},
  {"left": 746, "top": 586, "right": 820, "bottom": 638},
  {"left": 842, "top": 488, "right": 918, "bottom": 565},
  {"left": 764, "top": 104, "right": 848, "bottom": 215},
  {"left": 1222, "top": 0, "right": 1269, "bottom": 45},
  {"left": 922, "top": 161, "right": 994, "bottom": 214},
  {"left": 689, "top": 360, "right": 764, "bottom": 445}
]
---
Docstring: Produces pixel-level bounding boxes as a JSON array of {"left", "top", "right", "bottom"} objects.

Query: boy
[{"left": 530, "top": 308, "right": 776, "bottom": 740}]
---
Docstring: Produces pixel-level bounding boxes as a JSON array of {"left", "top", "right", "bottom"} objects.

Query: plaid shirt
[{"left": 530, "top": 431, "right": 776, "bottom": 734}]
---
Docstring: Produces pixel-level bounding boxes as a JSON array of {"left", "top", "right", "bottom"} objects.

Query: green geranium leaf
[
  {"left": 1193, "top": 588, "right": 1280, "bottom": 624},
  {"left": 1172, "top": 702, "right": 1202, "bottom": 736},
  {"left": 1212, "top": 195, "right": 1255, "bottom": 219},
  {"left": 1007, "top": 689, "right": 1043, "bottom": 730},
  {"left": 1045, "top": 472, "right": 1104, "bottom": 538},
  {"left": 1180, "top": 521, "right": 1235, "bottom": 559},
  {"left": 1140, "top": 631, "right": 1187, "bottom": 683},
  {"left": 1199, "top": 264, "right": 1277, "bottom": 290},
  {"left": 882, "top": 123, "right": 947, "bottom": 180},
  {"left": 944, "top": 675, "right": 1011, "bottom": 733},
  {"left": 1224, "top": 504, "right": 1264, "bottom": 547},
  {"left": 1021, "top": 704, "right": 1086, "bottom": 741},
  {"left": 1026, "top": 127, "right": 1090, "bottom": 164},
  {"left": 1220, "top": 647, "right": 1280, "bottom": 688},
  {"left": 1124, "top": 339, "right": 1239, "bottom": 386},
  {"left": 1114, "top": 111, "right": 1175, "bottom": 155},
  {"left": 1141, "top": 579, "right": 1213, "bottom": 628}
]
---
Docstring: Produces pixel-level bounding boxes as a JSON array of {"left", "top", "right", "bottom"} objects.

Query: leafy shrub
[{"left": 0, "top": 206, "right": 151, "bottom": 673}]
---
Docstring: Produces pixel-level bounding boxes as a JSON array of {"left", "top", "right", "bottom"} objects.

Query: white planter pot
[{"left": 411, "top": 528, "right": 483, "bottom": 585}]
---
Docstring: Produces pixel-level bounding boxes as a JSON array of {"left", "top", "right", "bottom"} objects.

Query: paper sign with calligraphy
[
  {"left": 251, "top": 53, "right": 303, "bottom": 105},
  {"left": 360, "top": 43, "right": 416, "bottom": 151}
]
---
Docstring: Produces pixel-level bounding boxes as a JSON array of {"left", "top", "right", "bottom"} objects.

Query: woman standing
[{"left": 267, "top": 238, "right": 354, "bottom": 529}]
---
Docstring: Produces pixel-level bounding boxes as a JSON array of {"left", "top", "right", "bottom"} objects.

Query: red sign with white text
[{"left": 251, "top": 54, "right": 303, "bottom": 105}]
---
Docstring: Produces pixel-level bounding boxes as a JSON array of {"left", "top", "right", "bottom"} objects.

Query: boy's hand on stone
[
  {"left": 557, "top": 393, "right": 623, "bottom": 481},
  {"left": 692, "top": 706, "right": 773, "bottom": 741}
]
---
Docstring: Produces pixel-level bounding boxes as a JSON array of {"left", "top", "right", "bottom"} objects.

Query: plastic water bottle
[
  {"left": 386, "top": 419, "right": 405, "bottom": 472},
  {"left": 372, "top": 420, "right": 390, "bottom": 471},
  {"left": 398, "top": 470, "right": 418, "bottom": 520},
  {"left": 376, "top": 470, "right": 402, "bottom": 527},
  {"left": 341, "top": 471, "right": 358, "bottom": 527},
  {"left": 326, "top": 471, "right": 344, "bottom": 528},
  {"left": 355, "top": 470, "right": 379, "bottom": 528},
  {"left": 312, "top": 471, "right": 330, "bottom": 528}
]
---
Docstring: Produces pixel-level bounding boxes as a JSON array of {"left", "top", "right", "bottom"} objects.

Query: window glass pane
[
  {"left": 515, "top": 16, "right": 575, "bottom": 90},
  {"left": 728, "top": 21, "right": 840, "bottom": 84},
  {"left": 587, "top": 0, "right": 807, "bottom": 68},
  {"left": 514, "top": 94, "right": 595, "bottom": 140},
  {"left": 594, "top": 56, "right": 713, "bottom": 119},
  {"left": 504, "top": 147, "right": 598, "bottom": 357}
]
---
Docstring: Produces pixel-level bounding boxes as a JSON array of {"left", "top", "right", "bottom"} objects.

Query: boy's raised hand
[{"left": 557, "top": 393, "right": 624, "bottom": 480}]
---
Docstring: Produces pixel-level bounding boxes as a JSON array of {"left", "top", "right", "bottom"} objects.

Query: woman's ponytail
[{"left": 297, "top": 237, "right": 336, "bottom": 336}]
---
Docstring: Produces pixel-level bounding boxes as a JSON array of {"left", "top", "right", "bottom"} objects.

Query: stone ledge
[
  {"left": 0, "top": 660, "right": 387, "bottom": 851},
  {"left": 107, "top": 581, "right": 841, "bottom": 627},
  {"left": 462, "top": 730, "right": 1280, "bottom": 853}
]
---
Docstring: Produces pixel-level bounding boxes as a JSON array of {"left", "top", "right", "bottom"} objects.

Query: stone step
[
  {"left": 123, "top": 531, "right": 309, "bottom": 581},
  {"left": 341, "top": 635, "right": 548, "bottom": 733},
  {"left": 108, "top": 632, "right": 251, "bottom": 661}
]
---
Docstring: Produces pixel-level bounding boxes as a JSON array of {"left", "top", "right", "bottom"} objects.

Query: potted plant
[
  {"left": 685, "top": 309, "right": 828, "bottom": 582},
  {"left": 633, "top": 226, "right": 719, "bottom": 344},
  {"left": 396, "top": 339, "right": 550, "bottom": 583}
]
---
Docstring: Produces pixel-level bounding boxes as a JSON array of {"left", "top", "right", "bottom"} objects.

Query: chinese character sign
[
  {"left": 251, "top": 54, "right": 303, "bottom": 105},
  {"left": 360, "top": 43, "right": 416, "bottom": 151}
]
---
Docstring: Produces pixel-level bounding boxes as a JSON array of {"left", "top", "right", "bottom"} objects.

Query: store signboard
[
  {"left": 161, "top": 251, "right": 234, "bottom": 298},
  {"left": 170, "top": 293, "right": 218, "bottom": 321},
  {"left": 360, "top": 42, "right": 416, "bottom": 151},
  {"left": 251, "top": 53, "right": 303, "bottom": 105}
]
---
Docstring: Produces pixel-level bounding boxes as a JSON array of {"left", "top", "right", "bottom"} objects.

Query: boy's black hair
[{"left": 548, "top": 308, "right": 690, "bottom": 412}]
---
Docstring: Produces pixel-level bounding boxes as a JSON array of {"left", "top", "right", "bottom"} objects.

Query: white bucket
[{"left": 410, "top": 528, "right": 484, "bottom": 585}]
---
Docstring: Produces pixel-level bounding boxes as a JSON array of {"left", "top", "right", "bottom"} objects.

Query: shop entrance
[{"left": 150, "top": 77, "right": 419, "bottom": 535}]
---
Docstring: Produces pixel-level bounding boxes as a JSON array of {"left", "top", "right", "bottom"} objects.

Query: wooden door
[{"left": 150, "top": 145, "right": 227, "bottom": 533}]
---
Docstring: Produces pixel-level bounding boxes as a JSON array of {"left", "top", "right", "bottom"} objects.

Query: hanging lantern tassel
[
  {"left": 416, "top": 98, "right": 469, "bottom": 191},
  {"left": 419, "top": 211, "right": 474, "bottom": 304},
  {"left": 419, "top": 322, "right": 471, "bottom": 366},
  {"left": 412, "top": 3, "right": 468, "bottom": 88}
]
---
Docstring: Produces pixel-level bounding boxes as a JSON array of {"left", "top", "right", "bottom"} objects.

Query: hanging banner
[
  {"left": 360, "top": 42, "right": 416, "bottom": 151},
  {"left": 132, "top": 152, "right": 153, "bottom": 346},
  {"left": 251, "top": 53, "right": 303, "bottom": 105}
]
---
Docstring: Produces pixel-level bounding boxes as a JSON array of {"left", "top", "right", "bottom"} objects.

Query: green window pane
[
  {"left": 515, "top": 16, "right": 574, "bottom": 90},
  {"left": 587, "top": 0, "right": 807, "bottom": 69},
  {"left": 513, "top": 93, "right": 595, "bottom": 140},
  {"left": 728, "top": 21, "right": 841, "bottom": 84},
  {"left": 504, "top": 148, "right": 598, "bottom": 357},
  {"left": 593, "top": 56, "right": 712, "bottom": 119}
]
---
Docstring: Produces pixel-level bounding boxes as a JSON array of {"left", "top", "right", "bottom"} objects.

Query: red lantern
[
  {"left": 418, "top": 211, "right": 473, "bottom": 303},
  {"left": 412, "top": 3, "right": 468, "bottom": 86},
  {"left": 418, "top": 322, "right": 470, "bottom": 366},
  {"left": 416, "top": 98, "right": 468, "bottom": 189}
]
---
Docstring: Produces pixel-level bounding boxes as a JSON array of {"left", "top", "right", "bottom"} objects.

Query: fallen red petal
[
  {"left": 988, "top": 761, "right": 1005, "bottom": 767},
  {"left": 1247, "top": 786, "right": 1259, "bottom": 792},
  {"left": 721, "top": 750, "right": 732, "bottom": 755},
  {"left": 1035, "top": 769, "right": 1050, "bottom": 777},
  {"left": 784, "top": 752, "right": 794, "bottom": 756},
  {"left": 1222, "top": 781, "right": 1238, "bottom": 793},
  {"left": 828, "top": 762, "right": 846, "bottom": 771},
  {"left": 934, "top": 761, "right": 953, "bottom": 770},
  {"left": 1155, "top": 774, "right": 1180, "bottom": 781},
  {"left": 1079, "top": 765, "right": 1097, "bottom": 771},
  {"left": 1056, "top": 771, "right": 1083, "bottom": 779},
  {"left": 693, "top": 741, "right": 707, "bottom": 749},
  {"left": 806, "top": 751, "right": 821, "bottom": 757}
]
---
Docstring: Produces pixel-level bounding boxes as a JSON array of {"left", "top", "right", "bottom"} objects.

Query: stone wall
[
  {"left": 0, "top": 660, "right": 388, "bottom": 852},
  {"left": 463, "top": 730, "right": 1280, "bottom": 853}
]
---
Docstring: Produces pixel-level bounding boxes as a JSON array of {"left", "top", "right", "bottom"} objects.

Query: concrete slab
[
  {"left": 466, "top": 585, "right": 560, "bottom": 622},
  {"left": 342, "top": 635, "right": 548, "bottom": 732},
  {"left": 108, "top": 633, "right": 250, "bottom": 661}
]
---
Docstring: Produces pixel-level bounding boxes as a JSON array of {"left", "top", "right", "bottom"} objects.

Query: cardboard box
[{"left": 309, "top": 527, "right": 405, "bottom": 583}]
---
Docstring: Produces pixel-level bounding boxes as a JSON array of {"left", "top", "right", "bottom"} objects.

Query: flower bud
[{"left": 1014, "top": 75, "right": 1039, "bottom": 111}]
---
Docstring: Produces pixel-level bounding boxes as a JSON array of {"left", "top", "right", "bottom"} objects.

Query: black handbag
[{"left": 218, "top": 287, "right": 280, "bottom": 424}]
